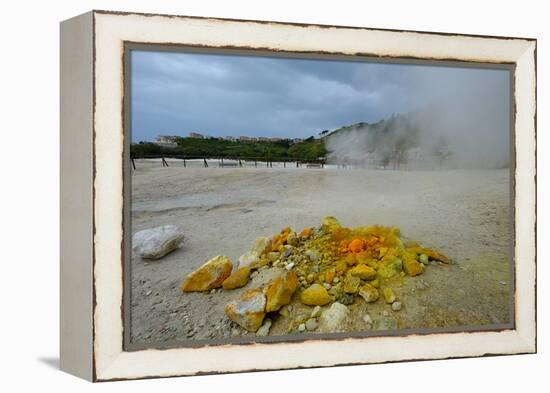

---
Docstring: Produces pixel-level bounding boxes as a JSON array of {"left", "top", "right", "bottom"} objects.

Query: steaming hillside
[{"left": 325, "top": 108, "right": 510, "bottom": 170}]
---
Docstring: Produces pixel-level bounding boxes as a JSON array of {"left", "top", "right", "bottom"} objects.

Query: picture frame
[{"left": 60, "top": 10, "right": 536, "bottom": 382}]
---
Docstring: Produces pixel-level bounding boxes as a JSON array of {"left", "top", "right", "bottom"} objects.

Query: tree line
[{"left": 130, "top": 136, "right": 327, "bottom": 161}]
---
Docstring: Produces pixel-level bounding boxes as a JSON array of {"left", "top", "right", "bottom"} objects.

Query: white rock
[
  {"left": 392, "top": 301, "right": 402, "bottom": 311},
  {"left": 322, "top": 283, "right": 332, "bottom": 290},
  {"left": 256, "top": 318, "right": 272, "bottom": 337},
  {"left": 363, "top": 314, "right": 373, "bottom": 324},
  {"left": 311, "top": 305, "right": 322, "bottom": 318},
  {"left": 238, "top": 237, "right": 271, "bottom": 268},
  {"left": 319, "top": 302, "right": 349, "bottom": 332},
  {"left": 298, "top": 323, "right": 306, "bottom": 332},
  {"left": 132, "top": 225, "right": 185, "bottom": 259},
  {"left": 285, "top": 262, "right": 295, "bottom": 271},
  {"left": 305, "top": 318, "right": 319, "bottom": 331}
]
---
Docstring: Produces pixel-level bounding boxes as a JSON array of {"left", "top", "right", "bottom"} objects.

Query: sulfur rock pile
[{"left": 180, "top": 217, "right": 449, "bottom": 335}]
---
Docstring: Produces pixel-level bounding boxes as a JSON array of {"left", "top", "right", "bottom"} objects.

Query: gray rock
[
  {"left": 392, "top": 301, "right": 402, "bottom": 311},
  {"left": 132, "top": 225, "right": 185, "bottom": 259},
  {"left": 305, "top": 250, "right": 319, "bottom": 262},
  {"left": 305, "top": 318, "right": 319, "bottom": 331},
  {"left": 319, "top": 302, "right": 349, "bottom": 332},
  {"left": 335, "top": 291, "right": 354, "bottom": 305},
  {"left": 256, "top": 318, "right": 272, "bottom": 337}
]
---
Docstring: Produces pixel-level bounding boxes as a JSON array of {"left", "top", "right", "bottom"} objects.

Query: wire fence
[{"left": 130, "top": 154, "right": 326, "bottom": 170}]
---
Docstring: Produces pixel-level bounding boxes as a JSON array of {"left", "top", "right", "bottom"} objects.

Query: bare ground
[{"left": 129, "top": 160, "right": 512, "bottom": 347}]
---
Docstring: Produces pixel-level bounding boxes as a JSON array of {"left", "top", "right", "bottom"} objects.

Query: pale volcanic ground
[{"left": 129, "top": 159, "right": 512, "bottom": 347}]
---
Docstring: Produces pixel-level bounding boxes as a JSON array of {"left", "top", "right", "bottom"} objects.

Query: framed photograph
[{"left": 60, "top": 10, "right": 537, "bottom": 381}]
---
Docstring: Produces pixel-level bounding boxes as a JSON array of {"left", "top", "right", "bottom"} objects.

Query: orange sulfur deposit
[{"left": 182, "top": 216, "right": 450, "bottom": 332}]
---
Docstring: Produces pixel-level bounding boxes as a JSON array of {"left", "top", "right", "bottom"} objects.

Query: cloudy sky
[{"left": 130, "top": 50, "right": 510, "bottom": 142}]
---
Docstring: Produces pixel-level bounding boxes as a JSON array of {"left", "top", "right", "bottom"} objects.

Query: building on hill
[
  {"left": 153, "top": 135, "right": 178, "bottom": 148},
  {"left": 239, "top": 136, "right": 258, "bottom": 141},
  {"left": 188, "top": 132, "right": 204, "bottom": 139}
]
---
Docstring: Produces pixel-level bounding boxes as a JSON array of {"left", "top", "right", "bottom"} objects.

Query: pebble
[
  {"left": 279, "top": 307, "right": 290, "bottom": 317},
  {"left": 283, "top": 248, "right": 292, "bottom": 258},
  {"left": 298, "top": 323, "right": 306, "bottom": 332},
  {"left": 499, "top": 281, "right": 507, "bottom": 285},
  {"left": 363, "top": 314, "right": 373, "bottom": 324},
  {"left": 210, "top": 288, "right": 216, "bottom": 294},
  {"left": 333, "top": 277, "right": 340, "bottom": 284},
  {"left": 392, "top": 301, "right": 402, "bottom": 311},
  {"left": 319, "top": 302, "right": 349, "bottom": 332},
  {"left": 383, "top": 310, "right": 389, "bottom": 316},
  {"left": 256, "top": 319, "right": 272, "bottom": 337},
  {"left": 322, "top": 283, "right": 331, "bottom": 290},
  {"left": 305, "top": 318, "right": 319, "bottom": 331},
  {"left": 311, "top": 305, "right": 322, "bottom": 318},
  {"left": 285, "top": 262, "right": 295, "bottom": 271},
  {"left": 305, "top": 250, "right": 319, "bottom": 262},
  {"left": 145, "top": 290, "right": 152, "bottom": 296},
  {"left": 419, "top": 254, "right": 429, "bottom": 264},
  {"left": 231, "top": 328, "right": 240, "bottom": 336}
]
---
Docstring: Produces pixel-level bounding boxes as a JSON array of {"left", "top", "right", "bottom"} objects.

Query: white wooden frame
[{"left": 60, "top": 10, "right": 536, "bottom": 382}]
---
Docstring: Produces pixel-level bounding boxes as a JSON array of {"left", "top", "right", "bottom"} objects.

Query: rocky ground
[{"left": 129, "top": 161, "right": 512, "bottom": 347}]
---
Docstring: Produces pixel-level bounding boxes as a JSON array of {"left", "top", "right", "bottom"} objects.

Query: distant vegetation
[{"left": 130, "top": 136, "right": 327, "bottom": 161}]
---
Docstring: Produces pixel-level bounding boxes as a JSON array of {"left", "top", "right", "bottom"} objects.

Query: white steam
[{"left": 325, "top": 66, "right": 511, "bottom": 170}]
